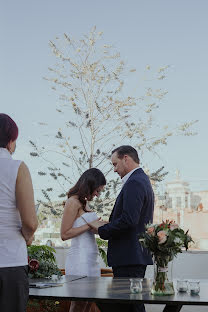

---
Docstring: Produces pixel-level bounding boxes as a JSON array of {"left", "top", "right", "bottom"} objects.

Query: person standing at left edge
[
  {"left": 0, "top": 114, "right": 38, "bottom": 312},
  {"left": 88, "top": 145, "right": 154, "bottom": 312}
]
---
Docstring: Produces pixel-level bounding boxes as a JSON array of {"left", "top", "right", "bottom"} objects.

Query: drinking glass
[
  {"left": 189, "top": 281, "right": 200, "bottom": 295},
  {"left": 177, "top": 279, "right": 188, "bottom": 293},
  {"left": 130, "top": 278, "right": 143, "bottom": 294}
]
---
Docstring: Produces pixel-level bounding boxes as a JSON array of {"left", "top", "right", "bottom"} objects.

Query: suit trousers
[
  {"left": 97, "top": 264, "right": 146, "bottom": 312},
  {"left": 0, "top": 265, "right": 29, "bottom": 312}
]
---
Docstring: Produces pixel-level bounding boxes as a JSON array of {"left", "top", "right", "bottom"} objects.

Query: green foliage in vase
[{"left": 27, "top": 245, "right": 62, "bottom": 278}]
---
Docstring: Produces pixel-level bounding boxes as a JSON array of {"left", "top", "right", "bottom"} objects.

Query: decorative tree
[{"left": 30, "top": 27, "right": 197, "bottom": 218}]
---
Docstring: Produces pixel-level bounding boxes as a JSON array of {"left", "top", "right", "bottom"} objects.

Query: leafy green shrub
[
  {"left": 96, "top": 237, "right": 108, "bottom": 267},
  {"left": 27, "top": 245, "right": 62, "bottom": 278}
]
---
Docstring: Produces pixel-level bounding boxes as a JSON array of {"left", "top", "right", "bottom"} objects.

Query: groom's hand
[{"left": 88, "top": 220, "right": 109, "bottom": 233}]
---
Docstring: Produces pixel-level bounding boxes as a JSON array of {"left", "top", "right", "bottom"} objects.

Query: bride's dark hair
[{"left": 67, "top": 168, "right": 106, "bottom": 211}]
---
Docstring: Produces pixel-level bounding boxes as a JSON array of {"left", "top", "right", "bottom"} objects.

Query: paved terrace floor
[{"left": 146, "top": 305, "right": 207, "bottom": 311}]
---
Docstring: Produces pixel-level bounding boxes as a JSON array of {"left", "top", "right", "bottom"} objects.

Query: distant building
[{"left": 154, "top": 171, "right": 208, "bottom": 250}]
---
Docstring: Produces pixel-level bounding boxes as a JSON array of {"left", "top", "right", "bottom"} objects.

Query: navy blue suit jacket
[{"left": 98, "top": 168, "right": 154, "bottom": 267}]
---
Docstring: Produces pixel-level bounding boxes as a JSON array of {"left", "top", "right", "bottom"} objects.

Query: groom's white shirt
[{"left": 121, "top": 166, "right": 140, "bottom": 186}]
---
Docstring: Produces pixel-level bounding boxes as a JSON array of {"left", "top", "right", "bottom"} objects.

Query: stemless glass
[
  {"left": 177, "top": 280, "right": 188, "bottom": 293},
  {"left": 189, "top": 281, "right": 200, "bottom": 295},
  {"left": 129, "top": 278, "right": 143, "bottom": 294}
]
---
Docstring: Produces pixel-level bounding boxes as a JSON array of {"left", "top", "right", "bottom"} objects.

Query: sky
[{"left": 1, "top": 0, "right": 208, "bottom": 199}]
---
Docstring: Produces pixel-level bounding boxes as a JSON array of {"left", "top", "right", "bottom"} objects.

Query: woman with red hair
[{"left": 0, "top": 113, "right": 38, "bottom": 312}]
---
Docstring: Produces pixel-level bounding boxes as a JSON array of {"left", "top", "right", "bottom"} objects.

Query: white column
[
  {"left": 172, "top": 196, "right": 177, "bottom": 211},
  {"left": 187, "top": 194, "right": 191, "bottom": 210},
  {"left": 180, "top": 209, "right": 184, "bottom": 228}
]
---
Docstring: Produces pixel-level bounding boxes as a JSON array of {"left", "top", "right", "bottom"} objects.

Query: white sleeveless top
[
  {"left": 65, "top": 211, "right": 100, "bottom": 277},
  {"left": 0, "top": 148, "right": 28, "bottom": 267}
]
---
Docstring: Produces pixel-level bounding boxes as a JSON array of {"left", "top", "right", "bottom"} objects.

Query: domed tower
[{"left": 165, "top": 170, "right": 191, "bottom": 227}]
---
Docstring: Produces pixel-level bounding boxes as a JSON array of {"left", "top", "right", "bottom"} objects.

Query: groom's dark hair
[{"left": 112, "top": 145, "right": 140, "bottom": 164}]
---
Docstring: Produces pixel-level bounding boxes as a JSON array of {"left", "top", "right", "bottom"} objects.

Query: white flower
[
  {"left": 174, "top": 237, "right": 183, "bottom": 245},
  {"left": 147, "top": 226, "right": 155, "bottom": 236},
  {"left": 146, "top": 223, "right": 154, "bottom": 228}
]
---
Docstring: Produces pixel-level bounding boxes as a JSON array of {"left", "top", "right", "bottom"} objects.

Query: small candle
[
  {"left": 190, "top": 289, "right": 199, "bottom": 295},
  {"left": 189, "top": 281, "right": 200, "bottom": 295},
  {"left": 130, "top": 286, "right": 141, "bottom": 294},
  {"left": 178, "top": 287, "right": 187, "bottom": 292},
  {"left": 130, "top": 278, "right": 143, "bottom": 294},
  {"left": 177, "top": 280, "right": 188, "bottom": 293}
]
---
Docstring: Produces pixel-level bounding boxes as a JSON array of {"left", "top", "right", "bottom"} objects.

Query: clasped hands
[{"left": 87, "top": 218, "right": 108, "bottom": 234}]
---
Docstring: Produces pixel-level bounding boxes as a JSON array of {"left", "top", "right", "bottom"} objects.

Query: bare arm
[
  {"left": 16, "top": 162, "right": 38, "bottom": 244},
  {"left": 61, "top": 198, "right": 90, "bottom": 241}
]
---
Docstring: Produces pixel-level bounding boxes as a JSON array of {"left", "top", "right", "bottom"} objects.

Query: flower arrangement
[
  {"left": 27, "top": 245, "right": 62, "bottom": 279},
  {"left": 139, "top": 220, "right": 193, "bottom": 295}
]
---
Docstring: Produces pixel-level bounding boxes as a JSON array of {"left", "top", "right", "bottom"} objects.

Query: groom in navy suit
[{"left": 89, "top": 145, "right": 154, "bottom": 312}]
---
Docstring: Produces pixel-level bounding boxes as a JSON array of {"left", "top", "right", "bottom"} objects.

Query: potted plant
[
  {"left": 27, "top": 245, "right": 63, "bottom": 312},
  {"left": 27, "top": 245, "right": 62, "bottom": 278}
]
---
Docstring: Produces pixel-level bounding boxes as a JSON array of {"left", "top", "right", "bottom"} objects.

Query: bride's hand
[
  {"left": 90, "top": 228, "right": 98, "bottom": 234},
  {"left": 88, "top": 219, "right": 109, "bottom": 232}
]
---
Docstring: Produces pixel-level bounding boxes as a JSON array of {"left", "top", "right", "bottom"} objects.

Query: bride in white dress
[{"left": 61, "top": 168, "right": 107, "bottom": 312}]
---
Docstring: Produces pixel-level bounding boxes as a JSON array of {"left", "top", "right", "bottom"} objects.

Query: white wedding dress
[{"left": 65, "top": 211, "right": 100, "bottom": 277}]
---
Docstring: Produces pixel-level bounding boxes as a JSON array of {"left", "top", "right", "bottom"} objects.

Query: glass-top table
[{"left": 29, "top": 276, "right": 208, "bottom": 306}]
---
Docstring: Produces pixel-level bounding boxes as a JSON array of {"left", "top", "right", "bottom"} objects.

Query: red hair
[{"left": 0, "top": 114, "right": 18, "bottom": 147}]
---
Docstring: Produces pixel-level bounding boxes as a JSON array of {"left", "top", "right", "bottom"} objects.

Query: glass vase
[{"left": 151, "top": 260, "right": 175, "bottom": 296}]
